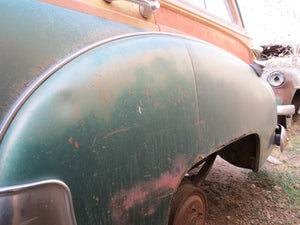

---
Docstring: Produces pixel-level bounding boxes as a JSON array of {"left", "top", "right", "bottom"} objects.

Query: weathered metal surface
[
  {"left": 0, "top": 0, "right": 279, "bottom": 224},
  {"left": 0, "top": 35, "right": 199, "bottom": 225},
  {"left": 0, "top": 0, "right": 144, "bottom": 122},
  {"left": 0, "top": 33, "right": 277, "bottom": 224},
  {"left": 263, "top": 67, "right": 300, "bottom": 114}
]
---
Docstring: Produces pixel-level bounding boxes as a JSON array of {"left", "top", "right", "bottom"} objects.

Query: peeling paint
[
  {"left": 194, "top": 121, "right": 204, "bottom": 125},
  {"left": 110, "top": 157, "right": 186, "bottom": 224}
]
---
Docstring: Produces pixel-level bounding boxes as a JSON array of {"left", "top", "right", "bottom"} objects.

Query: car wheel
[{"left": 169, "top": 183, "right": 207, "bottom": 225}]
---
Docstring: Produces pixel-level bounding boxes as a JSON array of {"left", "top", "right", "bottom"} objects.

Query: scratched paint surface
[
  {"left": 0, "top": 0, "right": 144, "bottom": 122},
  {"left": 185, "top": 39, "right": 277, "bottom": 168},
  {"left": 0, "top": 34, "right": 277, "bottom": 224},
  {"left": 0, "top": 36, "right": 201, "bottom": 225}
]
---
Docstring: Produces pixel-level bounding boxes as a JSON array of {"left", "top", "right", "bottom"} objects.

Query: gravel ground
[{"left": 201, "top": 121, "right": 300, "bottom": 225}]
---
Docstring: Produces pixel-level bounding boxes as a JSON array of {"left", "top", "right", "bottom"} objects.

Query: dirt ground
[{"left": 201, "top": 121, "right": 300, "bottom": 225}]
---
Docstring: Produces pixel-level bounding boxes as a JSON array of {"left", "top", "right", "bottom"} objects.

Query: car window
[{"left": 184, "top": 0, "right": 236, "bottom": 23}]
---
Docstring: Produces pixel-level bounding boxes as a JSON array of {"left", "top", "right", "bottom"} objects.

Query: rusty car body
[
  {"left": 261, "top": 45, "right": 300, "bottom": 128},
  {"left": 0, "top": 0, "right": 281, "bottom": 224}
]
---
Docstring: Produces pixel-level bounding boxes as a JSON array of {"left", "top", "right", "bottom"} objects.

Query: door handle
[{"left": 104, "top": 0, "right": 160, "bottom": 18}]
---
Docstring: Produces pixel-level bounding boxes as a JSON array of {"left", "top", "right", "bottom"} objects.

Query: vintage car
[
  {"left": 261, "top": 45, "right": 300, "bottom": 128},
  {"left": 0, "top": 0, "right": 283, "bottom": 224}
]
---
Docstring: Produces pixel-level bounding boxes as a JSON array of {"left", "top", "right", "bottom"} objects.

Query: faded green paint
[
  {"left": 276, "top": 97, "right": 284, "bottom": 105},
  {"left": 0, "top": 36, "right": 200, "bottom": 225},
  {"left": 0, "top": 0, "right": 144, "bottom": 122},
  {"left": 0, "top": 34, "right": 277, "bottom": 225},
  {"left": 0, "top": 1, "right": 278, "bottom": 224}
]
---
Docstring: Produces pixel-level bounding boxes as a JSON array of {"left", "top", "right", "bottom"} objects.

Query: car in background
[
  {"left": 260, "top": 44, "right": 300, "bottom": 128},
  {"left": 0, "top": 0, "right": 283, "bottom": 224}
]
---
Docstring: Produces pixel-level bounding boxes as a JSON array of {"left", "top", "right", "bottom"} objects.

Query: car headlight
[{"left": 267, "top": 71, "right": 285, "bottom": 87}]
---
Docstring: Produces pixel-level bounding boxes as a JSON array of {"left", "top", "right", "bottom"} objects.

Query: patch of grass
[
  {"left": 248, "top": 169, "right": 300, "bottom": 206},
  {"left": 286, "top": 136, "right": 300, "bottom": 154}
]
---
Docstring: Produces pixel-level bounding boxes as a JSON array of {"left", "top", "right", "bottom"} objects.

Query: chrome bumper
[
  {"left": 0, "top": 180, "right": 77, "bottom": 225},
  {"left": 277, "top": 105, "right": 295, "bottom": 129},
  {"left": 277, "top": 105, "right": 295, "bottom": 116}
]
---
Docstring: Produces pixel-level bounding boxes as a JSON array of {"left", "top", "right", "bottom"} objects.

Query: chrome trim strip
[
  {"left": 0, "top": 179, "right": 77, "bottom": 225},
  {"left": 0, "top": 31, "right": 236, "bottom": 142}
]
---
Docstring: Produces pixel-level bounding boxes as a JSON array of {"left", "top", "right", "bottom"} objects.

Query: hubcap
[{"left": 169, "top": 183, "right": 207, "bottom": 225}]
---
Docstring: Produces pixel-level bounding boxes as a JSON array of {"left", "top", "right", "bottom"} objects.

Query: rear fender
[{"left": 0, "top": 33, "right": 277, "bottom": 225}]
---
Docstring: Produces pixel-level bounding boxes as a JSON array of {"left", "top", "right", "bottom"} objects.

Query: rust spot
[
  {"left": 177, "top": 99, "right": 180, "bottom": 103},
  {"left": 72, "top": 102, "right": 76, "bottom": 106},
  {"left": 102, "top": 146, "right": 107, "bottom": 149},
  {"left": 147, "top": 88, "right": 151, "bottom": 104},
  {"left": 68, "top": 137, "right": 73, "bottom": 144},
  {"left": 75, "top": 121, "right": 79, "bottom": 126},
  {"left": 134, "top": 123, "right": 138, "bottom": 127},
  {"left": 20, "top": 138, "right": 23, "bottom": 141},
  {"left": 128, "top": 89, "right": 135, "bottom": 94},
  {"left": 93, "top": 196, "right": 99, "bottom": 202},
  {"left": 81, "top": 120, "right": 86, "bottom": 124},
  {"left": 103, "top": 128, "right": 129, "bottom": 139},
  {"left": 177, "top": 85, "right": 184, "bottom": 99},
  {"left": 75, "top": 141, "right": 79, "bottom": 148},
  {"left": 156, "top": 102, "right": 160, "bottom": 106},
  {"left": 110, "top": 157, "right": 187, "bottom": 224},
  {"left": 110, "top": 95, "right": 116, "bottom": 100},
  {"left": 194, "top": 121, "right": 204, "bottom": 125},
  {"left": 28, "top": 137, "right": 32, "bottom": 140},
  {"left": 139, "top": 100, "right": 144, "bottom": 106},
  {"left": 36, "top": 126, "right": 41, "bottom": 132}
]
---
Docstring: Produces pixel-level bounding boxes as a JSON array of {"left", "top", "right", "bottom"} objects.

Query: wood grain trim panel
[
  {"left": 158, "top": 0, "right": 250, "bottom": 39},
  {"left": 39, "top": 0, "right": 159, "bottom": 31}
]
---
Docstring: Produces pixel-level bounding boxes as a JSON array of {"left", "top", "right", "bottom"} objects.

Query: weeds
[
  {"left": 286, "top": 136, "right": 300, "bottom": 154},
  {"left": 248, "top": 168, "right": 300, "bottom": 206}
]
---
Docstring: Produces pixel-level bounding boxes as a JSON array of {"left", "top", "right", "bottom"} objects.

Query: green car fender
[{"left": 0, "top": 33, "right": 277, "bottom": 225}]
